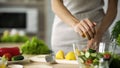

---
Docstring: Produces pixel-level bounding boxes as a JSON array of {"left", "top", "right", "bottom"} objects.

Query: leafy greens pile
[
  {"left": 117, "top": 34, "right": 120, "bottom": 46},
  {"left": 20, "top": 37, "right": 51, "bottom": 54},
  {"left": 111, "top": 20, "right": 120, "bottom": 40},
  {"left": 111, "top": 20, "right": 120, "bottom": 46},
  {"left": 110, "top": 20, "right": 120, "bottom": 68},
  {"left": 0, "top": 34, "right": 29, "bottom": 43},
  {"left": 0, "top": 30, "right": 29, "bottom": 43}
]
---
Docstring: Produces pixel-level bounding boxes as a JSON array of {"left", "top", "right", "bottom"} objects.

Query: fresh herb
[
  {"left": 117, "top": 34, "right": 120, "bottom": 46},
  {"left": 111, "top": 20, "right": 120, "bottom": 40}
]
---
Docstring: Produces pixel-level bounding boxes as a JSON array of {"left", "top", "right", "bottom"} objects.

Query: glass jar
[
  {"left": 73, "top": 41, "right": 98, "bottom": 68},
  {"left": 73, "top": 41, "right": 112, "bottom": 68},
  {"left": 0, "top": 57, "right": 7, "bottom": 68}
]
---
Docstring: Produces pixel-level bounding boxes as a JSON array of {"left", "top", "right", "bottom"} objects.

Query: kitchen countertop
[
  {"left": 0, "top": 43, "right": 79, "bottom": 68},
  {"left": 23, "top": 62, "right": 79, "bottom": 68}
]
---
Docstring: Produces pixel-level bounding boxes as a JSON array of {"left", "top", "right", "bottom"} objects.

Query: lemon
[
  {"left": 65, "top": 51, "right": 76, "bottom": 60},
  {"left": 55, "top": 50, "right": 65, "bottom": 59}
]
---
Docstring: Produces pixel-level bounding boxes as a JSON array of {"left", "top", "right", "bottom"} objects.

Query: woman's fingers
[
  {"left": 73, "top": 18, "right": 96, "bottom": 40},
  {"left": 83, "top": 18, "right": 96, "bottom": 35},
  {"left": 78, "top": 31, "right": 86, "bottom": 38},
  {"left": 73, "top": 24, "right": 86, "bottom": 38},
  {"left": 87, "top": 39, "right": 99, "bottom": 51},
  {"left": 78, "top": 23, "right": 91, "bottom": 39},
  {"left": 80, "top": 20, "right": 94, "bottom": 39}
]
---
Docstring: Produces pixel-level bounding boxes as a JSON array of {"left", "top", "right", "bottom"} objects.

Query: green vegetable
[
  {"left": 20, "top": 37, "right": 51, "bottom": 55},
  {"left": 93, "top": 59, "right": 99, "bottom": 65},
  {"left": 111, "top": 20, "right": 120, "bottom": 40},
  {"left": 91, "top": 53, "right": 97, "bottom": 57},
  {"left": 0, "top": 31, "right": 11, "bottom": 42},
  {"left": 80, "top": 51, "right": 85, "bottom": 55},
  {"left": 96, "top": 53, "right": 103, "bottom": 59},
  {"left": 85, "top": 51, "right": 90, "bottom": 58},
  {"left": 0, "top": 34, "right": 29, "bottom": 43},
  {"left": 12, "top": 55, "right": 24, "bottom": 61},
  {"left": 88, "top": 49, "right": 96, "bottom": 53},
  {"left": 117, "top": 34, "right": 120, "bottom": 46},
  {"left": 78, "top": 56, "right": 85, "bottom": 63}
]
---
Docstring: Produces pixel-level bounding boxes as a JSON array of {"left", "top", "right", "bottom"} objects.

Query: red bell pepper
[{"left": 0, "top": 47, "right": 20, "bottom": 57}]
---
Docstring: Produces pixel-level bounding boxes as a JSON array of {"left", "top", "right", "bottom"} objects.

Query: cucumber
[
  {"left": 93, "top": 58, "right": 99, "bottom": 65},
  {"left": 88, "top": 49, "right": 96, "bottom": 53},
  {"left": 12, "top": 55, "right": 24, "bottom": 61},
  {"left": 97, "top": 53, "right": 103, "bottom": 58},
  {"left": 91, "top": 53, "right": 97, "bottom": 57},
  {"left": 80, "top": 51, "right": 84, "bottom": 55},
  {"left": 85, "top": 51, "right": 90, "bottom": 58},
  {"left": 82, "top": 56, "right": 87, "bottom": 61},
  {"left": 78, "top": 57, "right": 84, "bottom": 63}
]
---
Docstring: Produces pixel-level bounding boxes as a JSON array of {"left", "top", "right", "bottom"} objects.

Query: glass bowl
[
  {"left": 73, "top": 41, "right": 112, "bottom": 68},
  {"left": 0, "top": 57, "right": 7, "bottom": 68}
]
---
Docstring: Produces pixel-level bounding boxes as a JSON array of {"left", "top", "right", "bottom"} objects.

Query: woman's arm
[
  {"left": 51, "top": 0, "right": 96, "bottom": 39},
  {"left": 87, "top": 0, "right": 118, "bottom": 50},
  {"left": 96, "top": 0, "right": 118, "bottom": 38},
  {"left": 51, "top": 0, "right": 79, "bottom": 27}
]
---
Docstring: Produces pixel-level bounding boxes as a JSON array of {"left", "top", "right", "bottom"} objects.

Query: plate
[
  {"left": 8, "top": 64, "right": 23, "bottom": 68},
  {"left": 8, "top": 59, "right": 30, "bottom": 64},
  {"left": 56, "top": 59, "right": 78, "bottom": 64},
  {"left": 29, "top": 55, "right": 78, "bottom": 64}
]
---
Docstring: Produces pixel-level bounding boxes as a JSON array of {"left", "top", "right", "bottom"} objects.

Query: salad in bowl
[
  {"left": 75, "top": 48, "right": 111, "bottom": 68},
  {"left": 72, "top": 42, "right": 120, "bottom": 68}
]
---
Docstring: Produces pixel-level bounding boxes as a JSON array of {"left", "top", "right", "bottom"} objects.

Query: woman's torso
[
  {"left": 63, "top": 0, "right": 104, "bottom": 14},
  {"left": 51, "top": 0, "right": 109, "bottom": 54}
]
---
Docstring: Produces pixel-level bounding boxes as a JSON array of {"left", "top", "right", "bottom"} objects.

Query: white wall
[{"left": 45, "top": 0, "right": 120, "bottom": 48}]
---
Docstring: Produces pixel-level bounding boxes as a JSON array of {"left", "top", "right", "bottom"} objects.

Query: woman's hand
[
  {"left": 85, "top": 33, "right": 102, "bottom": 51},
  {"left": 73, "top": 18, "right": 96, "bottom": 40},
  {"left": 84, "top": 0, "right": 118, "bottom": 51}
]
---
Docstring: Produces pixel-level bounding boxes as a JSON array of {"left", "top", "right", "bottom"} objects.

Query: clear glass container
[
  {"left": 0, "top": 57, "right": 7, "bottom": 68},
  {"left": 73, "top": 41, "right": 98, "bottom": 68},
  {"left": 73, "top": 41, "right": 112, "bottom": 68}
]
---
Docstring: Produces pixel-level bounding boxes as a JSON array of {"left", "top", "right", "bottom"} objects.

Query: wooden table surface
[
  {"left": 0, "top": 43, "right": 79, "bottom": 68},
  {"left": 23, "top": 62, "right": 79, "bottom": 68}
]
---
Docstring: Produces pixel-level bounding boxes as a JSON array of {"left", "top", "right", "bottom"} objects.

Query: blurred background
[{"left": 0, "top": 0, "right": 119, "bottom": 48}]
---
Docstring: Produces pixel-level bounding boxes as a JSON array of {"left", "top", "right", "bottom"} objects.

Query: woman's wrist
[
  {"left": 71, "top": 18, "right": 80, "bottom": 28},
  {"left": 71, "top": 20, "right": 80, "bottom": 32}
]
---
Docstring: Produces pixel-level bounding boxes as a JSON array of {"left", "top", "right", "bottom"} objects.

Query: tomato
[
  {"left": 103, "top": 53, "right": 111, "bottom": 60},
  {"left": 3, "top": 53, "right": 12, "bottom": 61},
  {"left": 85, "top": 59, "right": 93, "bottom": 65}
]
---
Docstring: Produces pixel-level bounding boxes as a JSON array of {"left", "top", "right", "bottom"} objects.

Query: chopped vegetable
[
  {"left": 103, "top": 53, "right": 111, "bottom": 60},
  {"left": 78, "top": 56, "right": 85, "bottom": 63},
  {"left": 12, "top": 55, "right": 24, "bottom": 61},
  {"left": 85, "top": 51, "right": 90, "bottom": 58},
  {"left": 88, "top": 49, "right": 96, "bottom": 53}
]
